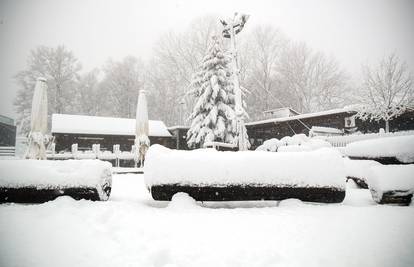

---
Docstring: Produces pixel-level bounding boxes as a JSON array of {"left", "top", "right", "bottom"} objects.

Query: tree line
[{"left": 14, "top": 16, "right": 413, "bottom": 134}]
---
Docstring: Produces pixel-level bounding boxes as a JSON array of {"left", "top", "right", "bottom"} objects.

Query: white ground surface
[{"left": 1, "top": 174, "right": 413, "bottom": 267}]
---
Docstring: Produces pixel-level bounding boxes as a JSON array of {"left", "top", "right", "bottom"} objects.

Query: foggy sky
[{"left": 1, "top": 0, "right": 413, "bottom": 120}]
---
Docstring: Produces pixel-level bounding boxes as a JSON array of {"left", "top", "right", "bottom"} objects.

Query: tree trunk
[{"left": 385, "top": 120, "right": 390, "bottom": 133}]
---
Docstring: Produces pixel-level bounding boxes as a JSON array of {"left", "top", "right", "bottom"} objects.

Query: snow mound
[
  {"left": 344, "top": 135, "right": 414, "bottom": 163},
  {"left": 367, "top": 165, "right": 414, "bottom": 202},
  {"left": 0, "top": 159, "right": 112, "bottom": 200},
  {"left": 168, "top": 192, "right": 198, "bottom": 210},
  {"left": 278, "top": 198, "right": 303, "bottom": 207},
  {"left": 145, "top": 145, "right": 346, "bottom": 189},
  {"left": 256, "top": 134, "right": 331, "bottom": 152}
]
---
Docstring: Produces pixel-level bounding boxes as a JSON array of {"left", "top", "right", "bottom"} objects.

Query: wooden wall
[{"left": 0, "top": 122, "right": 16, "bottom": 147}]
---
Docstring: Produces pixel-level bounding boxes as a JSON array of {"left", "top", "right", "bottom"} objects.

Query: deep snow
[{"left": 0, "top": 174, "right": 413, "bottom": 267}]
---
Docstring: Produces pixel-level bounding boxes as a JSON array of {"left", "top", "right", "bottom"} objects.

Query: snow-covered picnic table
[{"left": 0, "top": 173, "right": 413, "bottom": 267}]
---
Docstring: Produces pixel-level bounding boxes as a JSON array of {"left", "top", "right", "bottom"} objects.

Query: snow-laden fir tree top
[{"left": 186, "top": 36, "right": 239, "bottom": 148}]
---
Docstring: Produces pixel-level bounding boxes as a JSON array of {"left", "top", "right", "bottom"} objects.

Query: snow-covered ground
[{"left": 1, "top": 174, "right": 413, "bottom": 267}]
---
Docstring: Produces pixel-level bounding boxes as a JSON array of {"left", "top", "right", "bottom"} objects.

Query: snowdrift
[
  {"left": 367, "top": 164, "right": 414, "bottom": 205},
  {"left": 144, "top": 145, "right": 346, "bottom": 203},
  {"left": 344, "top": 135, "right": 414, "bottom": 164},
  {"left": 0, "top": 160, "right": 112, "bottom": 203}
]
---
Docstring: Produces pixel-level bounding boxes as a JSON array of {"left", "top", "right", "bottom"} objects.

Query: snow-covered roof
[
  {"left": 246, "top": 107, "right": 356, "bottom": 126},
  {"left": 168, "top": 125, "right": 190, "bottom": 130},
  {"left": 51, "top": 114, "right": 172, "bottom": 137},
  {"left": 262, "top": 107, "right": 300, "bottom": 117},
  {"left": 0, "top": 114, "right": 14, "bottom": 126},
  {"left": 310, "top": 126, "right": 343, "bottom": 134}
]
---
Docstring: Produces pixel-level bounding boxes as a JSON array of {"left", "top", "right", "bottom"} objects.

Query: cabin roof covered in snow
[
  {"left": 168, "top": 125, "right": 190, "bottom": 130},
  {"left": 310, "top": 126, "right": 343, "bottom": 134},
  {"left": 51, "top": 114, "right": 172, "bottom": 137},
  {"left": 246, "top": 107, "right": 356, "bottom": 126},
  {"left": 262, "top": 107, "right": 301, "bottom": 116}
]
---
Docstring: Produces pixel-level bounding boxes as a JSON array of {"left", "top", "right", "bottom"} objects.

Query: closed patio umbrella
[
  {"left": 26, "top": 77, "right": 48, "bottom": 159},
  {"left": 135, "top": 90, "right": 150, "bottom": 167}
]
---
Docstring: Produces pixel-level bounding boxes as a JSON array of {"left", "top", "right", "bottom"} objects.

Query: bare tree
[
  {"left": 100, "top": 56, "right": 145, "bottom": 118},
  {"left": 278, "top": 42, "right": 348, "bottom": 113},
  {"left": 149, "top": 15, "right": 221, "bottom": 126},
  {"left": 73, "top": 69, "right": 103, "bottom": 116},
  {"left": 14, "top": 45, "right": 81, "bottom": 134},
  {"left": 241, "top": 25, "right": 289, "bottom": 120},
  {"left": 357, "top": 54, "right": 413, "bottom": 132}
]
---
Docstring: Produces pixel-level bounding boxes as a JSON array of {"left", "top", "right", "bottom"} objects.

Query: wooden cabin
[
  {"left": 51, "top": 114, "right": 172, "bottom": 152},
  {"left": 0, "top": 115, "right": 16, "bottom": 147},
  {"left": 246, "top": 108, "right": 414, "bottom": 149},
  {"left": 168, "top": 108, "right": 414, "bottom": 150},
  {"left": 168, "top": 126, "right": 190, "bottom": 150}
]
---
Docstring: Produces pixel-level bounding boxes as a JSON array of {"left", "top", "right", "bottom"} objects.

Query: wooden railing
[
  {"left": 318, "top": 130, "right": 414, "bottom": 147},
  {"left": 0, "top": 146, "right": 16, "bottom": 157}
]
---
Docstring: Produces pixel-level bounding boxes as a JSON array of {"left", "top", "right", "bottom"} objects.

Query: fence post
[
  {"left": 92, "top": 144, "right": 100, "bottom": 158},
  {"left": 113, "top": 144, "right": 120, "bottom": 167},
  {"left": 71, "top": 143, "right": 78, "bottom": 155}
]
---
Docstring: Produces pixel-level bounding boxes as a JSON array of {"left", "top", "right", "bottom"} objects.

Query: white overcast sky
[{"left": 1, "top": 0, "right": 413, "bottom": 120}]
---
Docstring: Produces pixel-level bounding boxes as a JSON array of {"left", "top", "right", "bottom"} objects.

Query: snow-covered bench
[
  {"left": 367, "top": 165, "right": 414, "bottom": 205},
  {"left": 343, "top": 158, "right": 381, "bottom": 188},
  {"left": 144, "top": 145, "right": 346, "bottom": 203},
  {"left": 0, "top": 160, "right": 112, "bottom": 203},
  {"left": 344, "top": 135, "right": 414, "bottom": 164}
]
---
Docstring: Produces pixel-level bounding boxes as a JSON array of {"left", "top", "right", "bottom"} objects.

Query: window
[{"left": 345, "top": 116, "right": 356, "bottom": 128}]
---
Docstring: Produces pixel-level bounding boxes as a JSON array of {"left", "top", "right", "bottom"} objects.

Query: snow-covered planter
[
  {"left": 366, "top": 165, "right": 414, "bottom": 205},
  {"left": 0, "top": 160, "right": 112, "bottom": 203},
  {"left": 144, "top": 145, "right": 346, "bottom": 203},
  {"left": 343, "top": 158, "right": 381, "bottom": 188},
  {"left": 344, "top": 135, "right": 414, "bottom": 164}
]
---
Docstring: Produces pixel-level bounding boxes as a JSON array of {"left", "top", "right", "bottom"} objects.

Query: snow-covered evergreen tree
[{"left": 186, "top": 36, "right": 238, "bottom": 148}]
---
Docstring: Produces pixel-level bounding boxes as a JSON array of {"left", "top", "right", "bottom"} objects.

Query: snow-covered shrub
[
  {"left": 256, "top": 134, "right": 331, "bottom": 152},
  {"left": 255, "top": 138, "right": 282, "bottom": 152}
]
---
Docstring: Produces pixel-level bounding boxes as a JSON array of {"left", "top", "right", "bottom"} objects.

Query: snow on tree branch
[{"left": 356, "top": 54, "right": 413, "bottom": 132}]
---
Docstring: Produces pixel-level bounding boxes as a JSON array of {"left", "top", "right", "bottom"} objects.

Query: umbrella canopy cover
[
  {"left": 135, "top": 90, "right": 150, "bottom": 166},
  {"left": 30, "top": 77, "right": 48, "bottom": 134},
  {"left": 136, "top": 90, "right": 149, "bottom": 137},
  {"left": 26, "top": 77, "right": 48, "bottom": 159}
]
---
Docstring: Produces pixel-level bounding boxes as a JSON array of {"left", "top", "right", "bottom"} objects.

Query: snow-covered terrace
[{"left": 51, "top": 114, "right": 172, "bottom": 137}]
